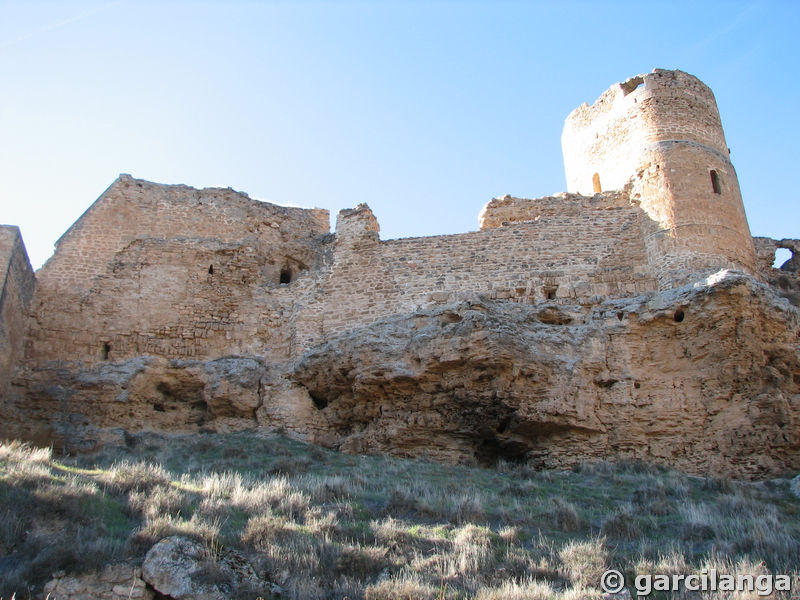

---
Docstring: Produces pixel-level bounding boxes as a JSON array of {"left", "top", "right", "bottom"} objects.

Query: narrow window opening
[
  {"left": 279, "top": 268, "right": 292, "bottom": 284},
  {"left": 544, "top": 286, "right": 558, "bottom": 300},
  {"left": 710, "top": 170, "right": 722, "bottom": 194},
  {"left": 673, "top": 309, "right": 685, "bottom": 323},
  {"left": 208, "top": 264, "right": 214, "bottom": 275},
  {"left": 592, "top": 173, "right": 602, "bottom": 193},
  {"left": 101, "top": 342, "right": 111, "bottom": 360},
  {"left": 773, "top": 247, "right": 793, "bottom": 269}
]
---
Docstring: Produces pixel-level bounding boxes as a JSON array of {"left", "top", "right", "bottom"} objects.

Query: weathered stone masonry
[
  {"left": 23, "top": 178, "right": 330, "bottom": 364},
  {"left": 0, "top": 226, "right": 35, "bottom": 401},
  {"left": 1, "top": 69, "right": 799, "bottom": 477}
]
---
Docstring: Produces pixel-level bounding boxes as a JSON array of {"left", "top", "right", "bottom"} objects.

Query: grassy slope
[{"left": 1, "top": 430, "right": 799, "bottom": 599}]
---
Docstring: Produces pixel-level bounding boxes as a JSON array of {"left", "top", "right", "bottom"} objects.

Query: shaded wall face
[
  {"left": 54, "top": 238, "right": 306, "bottom": 362},
  {"left": 36, "top": 177, "right": 330, "bottom": 299},
  {"left": 0, "top": 228, "right": 35, "bottom": 398}
]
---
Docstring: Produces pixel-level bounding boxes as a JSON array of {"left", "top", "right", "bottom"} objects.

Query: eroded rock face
[
  {"left": 4, "top": 271, "right": 800, "bottom": 479},
  {"left": 4, "top": 357, "right": 270, "bottom": 452},
  {"left": 290, "top": 271, "right": 800, "bottom": 478}
]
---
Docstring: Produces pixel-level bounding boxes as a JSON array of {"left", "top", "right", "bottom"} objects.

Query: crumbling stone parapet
[{"left": 335, "top": 203, "right": 380, "bottom": 244}]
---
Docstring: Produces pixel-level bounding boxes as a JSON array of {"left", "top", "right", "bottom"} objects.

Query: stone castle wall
[
  {"left": 20, "top": 178, "right": 660, "bottom": 366},
  {"left": 19, "top": 70, "right": 765, "bottom": 371},
  {"left": 293, "top": 192, "right": 657, "bottom": 349},
  {"left": 0, "top": 226, "right": 35, "bottom": 399},
  {"left": 25, "top": 175, "right": 330, "bottom": 365},
  {"left": 562, "top": 70, "right": 728, "bottom": 194}
]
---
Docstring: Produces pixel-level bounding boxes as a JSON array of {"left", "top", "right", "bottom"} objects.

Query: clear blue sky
[{"left": 1, "top": 0, "right": 798, "bottom": 269}]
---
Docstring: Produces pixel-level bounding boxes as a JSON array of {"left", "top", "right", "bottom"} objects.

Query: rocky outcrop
[
  {"left": 4, "top": 271, "right": 799, "bottom": 479},
  {"left": 43, "top": 564, "right": 152, "bottom": 600},
  {"left": 4, "top": 356, "right": 269, "bottom": 452},
  {"left": 141, "top": 536, "right": 280, "bottom": 600},
  {"left": 290, "top": 271, "right": 800, "bottom": 478}
]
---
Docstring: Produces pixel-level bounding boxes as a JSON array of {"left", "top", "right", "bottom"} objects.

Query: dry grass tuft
[
  {"left": 0, "top": 440, "right": 52, "bottom": 464},
  {"left": 475, "top": 579, "right": 558, "bottom": 600},
  {"left": 101, "top": 460, "right": 172, "bottom": 494},
  {"left": 549, "top": 498, "right": 582, "bottom": 532},
  {"left": 364, "top": 573, "right": 443, "bottom": 600},
  {"left": 448, "top": 523, "right": 495, "bottom": 576},
  {"left": 558, "top": 537, "right": 607, "bottom": 589},
  {"left": 336, "top": 544, "right": 389, "bottom": 579},
  {"left": 601, "top": 503, "right": 643, "bottom": 539},
  {"left": 307, "top": 474, "right": 356, "bottom": 502},
  {"left": 305, "top": 506, "right": 342, "bottom": 536},
  {"left": 128, "top": 514, "right": 221, "bottom": 554},
  {"left": 128, "top": 484, "right": 188, "bottom": 519},
  {"left": 240, "top": 512, "right": 294, "bottom": 550}
]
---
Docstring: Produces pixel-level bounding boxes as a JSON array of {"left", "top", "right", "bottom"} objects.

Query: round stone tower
[{"left": 561, "top": 69, "right": 756, "bottom": 288}]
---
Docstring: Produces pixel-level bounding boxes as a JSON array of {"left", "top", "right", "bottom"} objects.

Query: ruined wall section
[
  {"left": 478, "top": 190, "right": 631, "bottom": 227},
  {"left": 753, "top": 236, "right": 800, "bottom": 307},
  {"left": 25, "top": 176, "right": 330, "bottom": 365},
  {"left": 0, "top": 226, "right": 35, "bottom": 398},
  {"left": 563, "top": 69, "right": 756, "bottom": 288},
  {"left": 293, "top": 194, "right": 657, "bottom": 350}
]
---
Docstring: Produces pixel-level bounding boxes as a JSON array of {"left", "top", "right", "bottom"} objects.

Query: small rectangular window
[{"left": 710, "top": 170, "right": 722, "bottom": 194}]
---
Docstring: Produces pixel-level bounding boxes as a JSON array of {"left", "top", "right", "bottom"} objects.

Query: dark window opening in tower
[
  {"left": 101, "top": 342, "right": 111, "bottom": 360},
  {"left": 592, "top": 173, "right": 602, "bottom": 193},
  {"left": 544, "top": 285, "right": 558, "bottom": 300},
  {"left": 710, "top": 170, "right": 722, "bottom": 194},
  {"left": 208, "top": 264, "right": 214, "bottom": 275},
  {"left": 279, "top": 268, "right": 292, "bottom": 284}
]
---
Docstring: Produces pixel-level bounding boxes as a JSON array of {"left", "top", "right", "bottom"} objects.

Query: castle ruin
[{"left": 1, "top": 69, "right": 798, "bottom": 477}]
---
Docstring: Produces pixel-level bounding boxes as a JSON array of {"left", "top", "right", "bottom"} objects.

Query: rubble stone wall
[
  {"left": 293, "top": 193, "right": 657, "bottom": 349},
  {"left": 24, "top": 175, "right": 330, "bottom": 365}
]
